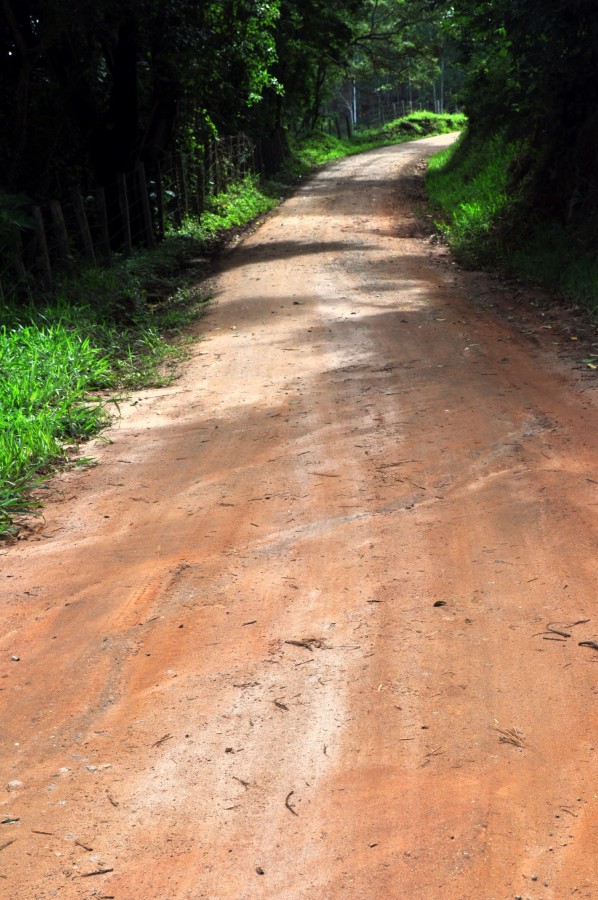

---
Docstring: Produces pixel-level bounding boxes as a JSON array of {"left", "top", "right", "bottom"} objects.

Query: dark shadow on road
[{"left": 215, "top": 239, "right": 376, "bottom": 274}]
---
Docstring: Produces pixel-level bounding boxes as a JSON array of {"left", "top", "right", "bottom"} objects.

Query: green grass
[
  {"left": 426, "top": 131, "right": 522, "bottom": 266},
  {"left": 0, "top": 323, "right": 110, "bottom": 532},
  {"left": 0, "top": 176, "right": 277, "bottom": 537},
  {"left": 426, "top": 130, "right": 598, "bottom": 315},
  {"left": 176, "top": 175, "right": 278, "bottom": 240},
  {"left": 364, "top": 110, "right": 467, "bottom": 142},
  {"left": 282, "top": 112, "right": 466, "bottom": 179}
]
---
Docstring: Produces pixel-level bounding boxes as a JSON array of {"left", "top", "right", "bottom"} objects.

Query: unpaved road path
[{"left": 1, "top": 134, "right": 598, "bottom": 899}]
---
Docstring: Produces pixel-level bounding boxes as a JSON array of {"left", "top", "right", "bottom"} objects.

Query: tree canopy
[
  {"left": 0, "top": 0, "right": 283, "bottom": 193},
  {"left": 0, "top": 0, "right": 455, "bottom": 196}
]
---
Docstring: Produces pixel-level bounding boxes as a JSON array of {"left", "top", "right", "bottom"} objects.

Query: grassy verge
[
  {"left": 282, "top": 112, "right": 466, "bottom": 179},
  {"left": 0, "top": 175, "right": 276, "bottom": 537},
  {"left": 426, "top": 130, "right": 598, "bottom": 315},
  {"left": 0, "top": 324, "right": 110, "bottom": 530},
  {"left": 426, "top": 131, "right": 522, "bottom": 266},
  {"left": 176, "top": 176, "right": 278, "bottom": 241}
]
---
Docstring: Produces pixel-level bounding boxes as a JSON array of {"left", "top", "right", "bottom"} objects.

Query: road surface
[{"left": 1, "top": 134, "right": 597, "bottom": 899}]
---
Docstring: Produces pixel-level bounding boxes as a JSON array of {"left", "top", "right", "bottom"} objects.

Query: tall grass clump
[
  {"left": 177, "top": 176, "right": 277, "bottom": 241},
  {"left": 426, "top": 131, "right": 522, "bottom": 266},
  {"left": 0, "top": 323, "right": 110, "bottom": 532},
  {"left": 427, "top": 130, "right": 598, "bottom": 315}
]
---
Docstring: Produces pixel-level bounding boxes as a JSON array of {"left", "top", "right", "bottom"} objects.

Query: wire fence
[{"left": 0, "top": 131, "right": 278, "bottom": 306}]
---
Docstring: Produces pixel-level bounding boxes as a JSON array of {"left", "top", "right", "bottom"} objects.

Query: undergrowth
[
  {"left": 0, "top": 324, "right": 110, "bottom": 531},
  {"left": 426, "top": 131, "right": 521, "bottom": 266},
  {"left": 282, "top": 112, "right": 466, "bottom": 179},
  {"left": 426, "top": 130, "right": 598, "bottom": 315},
  {"left": 176, "top": 176, "right": 278, "bottom": 240}
]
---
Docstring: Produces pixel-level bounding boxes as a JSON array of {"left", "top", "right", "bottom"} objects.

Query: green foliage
[
  {"left": 175, "top": 177, "right": 278, "bottom": 241},
  {"left": 1, "top": 0, "right": 283, "bottom": 195},
  {"left": 0, "top": 323, "right": 110, "bottom": 533},
  {"left": 426, "top": 131, "right": 521, "bottom": 265},
  {"left": 2, "top": 0, "right": 464, "bottom": 200},
  {"left": 269, "top": 0, "right": 365, "bottom": 131},
  {"left": 422, "top": 0, "right": 598, "bottom": 321},
  {"left": 0, "top": 262, "right": 199, "bottom": 535},
  {"left": 0, "top": 171, "right": 283, "bottom": 535},
  {"left": 450, "top": 0, "right": 598, "bottom": 225},
  {"left": 352, "top": 0, "right": 449, "bottom": 79},
  {"left": 283, "top": 112, "right": 465, "bottom": 176},
  {"left": 426, "top": 132, "right": 598, "bottom": 315},
  {"left": 365, "top": 111, "right": 466, "bottom": 140}
]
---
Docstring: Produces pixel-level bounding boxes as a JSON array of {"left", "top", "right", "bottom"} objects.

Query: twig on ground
[
  {"left": 285, "top": 639, "right": 314, "bottom": 650},
  {"left": 80, "top": 868, "right": 114, "bottom": 878},
  {"left": 285, "top": 638, "right": 324, "bottom": 651},
  {"left": 534, "top": 619, "right": 590, "bottom": 639},
  {"left": 75, "top": 840, "right": 93, "bottom": 851},
  {"left": 232, "top": 776, "right": 250, "bottom": 789},
  {"left": 285, "top": 791, "right": 299, "bottom": 816},
  {"left": 493, "top": 725, "right": 526, "bottom": 748}
]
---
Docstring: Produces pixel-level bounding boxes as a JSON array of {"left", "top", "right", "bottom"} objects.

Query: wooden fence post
[
  {"left": 154, "top": 160, "right": 165, "bottom": 239},
  {"left": 49, "top": 199, "right": 74, "bottom": 269},
  {"left": 212, "top": 141, "right": 220, "bottom": 195},
  {"left": 167, "top": 154, "right": 182, "bottom": 227},
  {"left": 95, "top": 187, "right": 112, "bottom": 266},
  {"left": 32, "top": 206, "right": 52, "bottom": 288},
  {"left": 72, "top": 190, "right": 96, "bottom": 264},
  {"left": 136, "top": 162, "right": 156, "bottom": 248},
  {"left": 176, "top": 152, "right": 189, "bottom": 217},
  {"left": 253, "top": 141, "right": 265, "bottom": 176},
  {"left": 195, "top": 160, "right": 206, "bottom": 214},
  {"left": 117, "top": 173, "right": 133, "bottom": 256}
]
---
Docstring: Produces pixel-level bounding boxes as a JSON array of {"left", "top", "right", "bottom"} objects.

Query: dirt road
[{"left": 1, "top": 134, "right": 597, "bottom": 899}]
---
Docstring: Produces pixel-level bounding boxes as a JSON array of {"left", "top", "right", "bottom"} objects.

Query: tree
[
  {"left": 451, "top": 0, "right": 598, "bottom": 224},
  {"left": 0, "top": 0, "right": 282, "bottom": 195},
  {"left": 265, "top": 0, "right": 365, "bottom": 132}
]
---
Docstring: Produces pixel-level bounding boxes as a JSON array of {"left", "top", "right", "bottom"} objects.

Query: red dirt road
[{"left": 1, "top": 134, "right": 598, "bottom": 899}]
